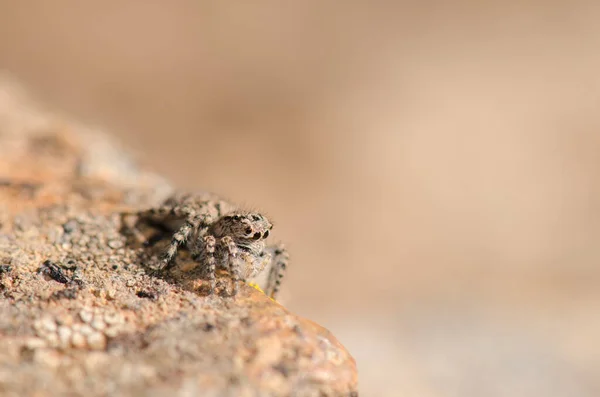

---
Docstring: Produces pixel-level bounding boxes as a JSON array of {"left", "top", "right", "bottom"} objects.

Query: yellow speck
[
  {"left": 247, "top": 282, "right": 264, "bottom": 293},
  {"left": 247, "top": 282, "right": 276, "bottom": 301}
]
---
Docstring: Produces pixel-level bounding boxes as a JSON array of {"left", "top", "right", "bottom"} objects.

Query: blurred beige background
[{"left": 1, "top": 1, "right": 599, "bottom": 396}]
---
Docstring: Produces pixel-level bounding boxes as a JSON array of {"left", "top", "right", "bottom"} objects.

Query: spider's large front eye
[
  {"left": 263, "top": 230, "right": 269, "bottom": 238},
  {"left": 252, "top": 232, "right": 261, "bottom": 240},
  {"left": 245, "top": 227, "right": 253, "bottom": 235}
]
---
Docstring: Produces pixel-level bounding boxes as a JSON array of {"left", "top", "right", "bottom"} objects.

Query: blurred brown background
[{"left": 1, "top": 2, "right": 599, "bottom": 396}]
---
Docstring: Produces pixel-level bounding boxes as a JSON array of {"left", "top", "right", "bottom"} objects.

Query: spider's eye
[
  {"left": 251, "top": 215, "right": 260, "bottom": 221},
  {"left": 233, "top": 215, "right": 241, "bottom": 220},
  {"left": 263, "top": 230, "right": 269, "bottom": 238},
  {"left": 245, "top": 227, "right": 252, "bottom": 235},
  {"left": 252, "top": 232, "right": 261, "bottom": 240}
]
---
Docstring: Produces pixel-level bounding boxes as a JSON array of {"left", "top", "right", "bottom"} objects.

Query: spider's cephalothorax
[
  {"left": 211, "top": 212, "right": 273, "bottom": 250},
  {"left": 135, "top": 192, "right": 288, "bottom": 298}
]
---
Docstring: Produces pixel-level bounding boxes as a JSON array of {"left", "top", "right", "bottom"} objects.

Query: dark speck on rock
[
  {"left": 38, "top": 260, "right": 70, "bottom": 284},
  {"left": 63, "top": 259, "right": 77, "bottom": 270},
  {"left": 62, "top": 220, "right": 78, "bottom": 234},
  {"left": 136, "top": 290, "right": 158, "bottom": 300},
  {"left": 273, "top": 362, "right": 290, "bottom": 377},
  {"left": 69, "top": 269, "right": 85, "bottom": 288}
]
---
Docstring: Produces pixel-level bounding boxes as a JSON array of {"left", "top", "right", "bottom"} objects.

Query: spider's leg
[
  {"left": 247, "top": 250, "right": 271, "bottom": 280},
  {"left": 194, "top": 234, "right": 216, "bottom": 294},
  {"left": 265, "top": 243, "right": 289, "bottom": 299},
  {"left": 137, "top": 204, "right": 191, "bottom": 223},
  {"left": 161, "top": 223, "right": 191, "bottom": 270},
  {"left": 221, "top": 236, "right": 241, "bottom": 295},
  {"left": 189, "top": 224, "right": 209, "bottom": 259},
  {"left": 161, "top": 212, "right": 209, "bottom": 270}
]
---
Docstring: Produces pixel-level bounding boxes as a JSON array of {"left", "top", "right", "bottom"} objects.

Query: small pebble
[
  {"left": 40, "top": 320, "right": 57, "bottom": 333},
  {"left": 79, "top": 310, "right": 93, "bottom": 324},
  {"left": 87, "top": 332, "right": 106, "bottom": 350},
  {"left": 106, "top": 289, "right": 116, "bottom": 300},
  {"left": 35, "top": 317, "right": 57, "bottom": 334},
  {"left": 103, "top": 326, "right": 120, "bottom": 338},
  {"left": 91, "top": 316, "right": 106, "bottom": 331},
  {"left": 79, "top": 324, "right": 94, "bottom": 336},
  {"left": 45, "top": 332, "right": 59, "bottom": 348},
  {"left": 71, "top": 332, "right": 86, "bottom": 349},
  {"left": 57, "top": 326, "right": 72, "bottom": 348}
]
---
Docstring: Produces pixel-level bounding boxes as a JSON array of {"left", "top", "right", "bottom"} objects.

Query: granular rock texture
[{"left": 0, "top": 78, "right": 358, "bottom": 397}]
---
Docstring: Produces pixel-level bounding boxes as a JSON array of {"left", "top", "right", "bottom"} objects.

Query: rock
[{"left": 0, "top": 76, "right": 358, "bottom": 396}]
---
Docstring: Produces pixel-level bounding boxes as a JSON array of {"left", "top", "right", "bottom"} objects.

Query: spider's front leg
[
  {"left": 221, "top": 236, "right": 242, "bottom": 295},
  {"left": 265, "top": 243, "right": 289, "bottom": 299}
]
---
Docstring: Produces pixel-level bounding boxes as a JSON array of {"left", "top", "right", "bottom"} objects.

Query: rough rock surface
[{"left": 0, "top": 78, "right": 358, "bottom": 397}]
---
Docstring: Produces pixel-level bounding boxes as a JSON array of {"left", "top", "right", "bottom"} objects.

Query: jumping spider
[{"left": 135, "top": 192, "right": 288, "bottom": 298}]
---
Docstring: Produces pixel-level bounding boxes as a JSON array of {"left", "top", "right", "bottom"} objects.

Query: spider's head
[{"left": 216, "top": 212, "right": 273, "bottom": 241}]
